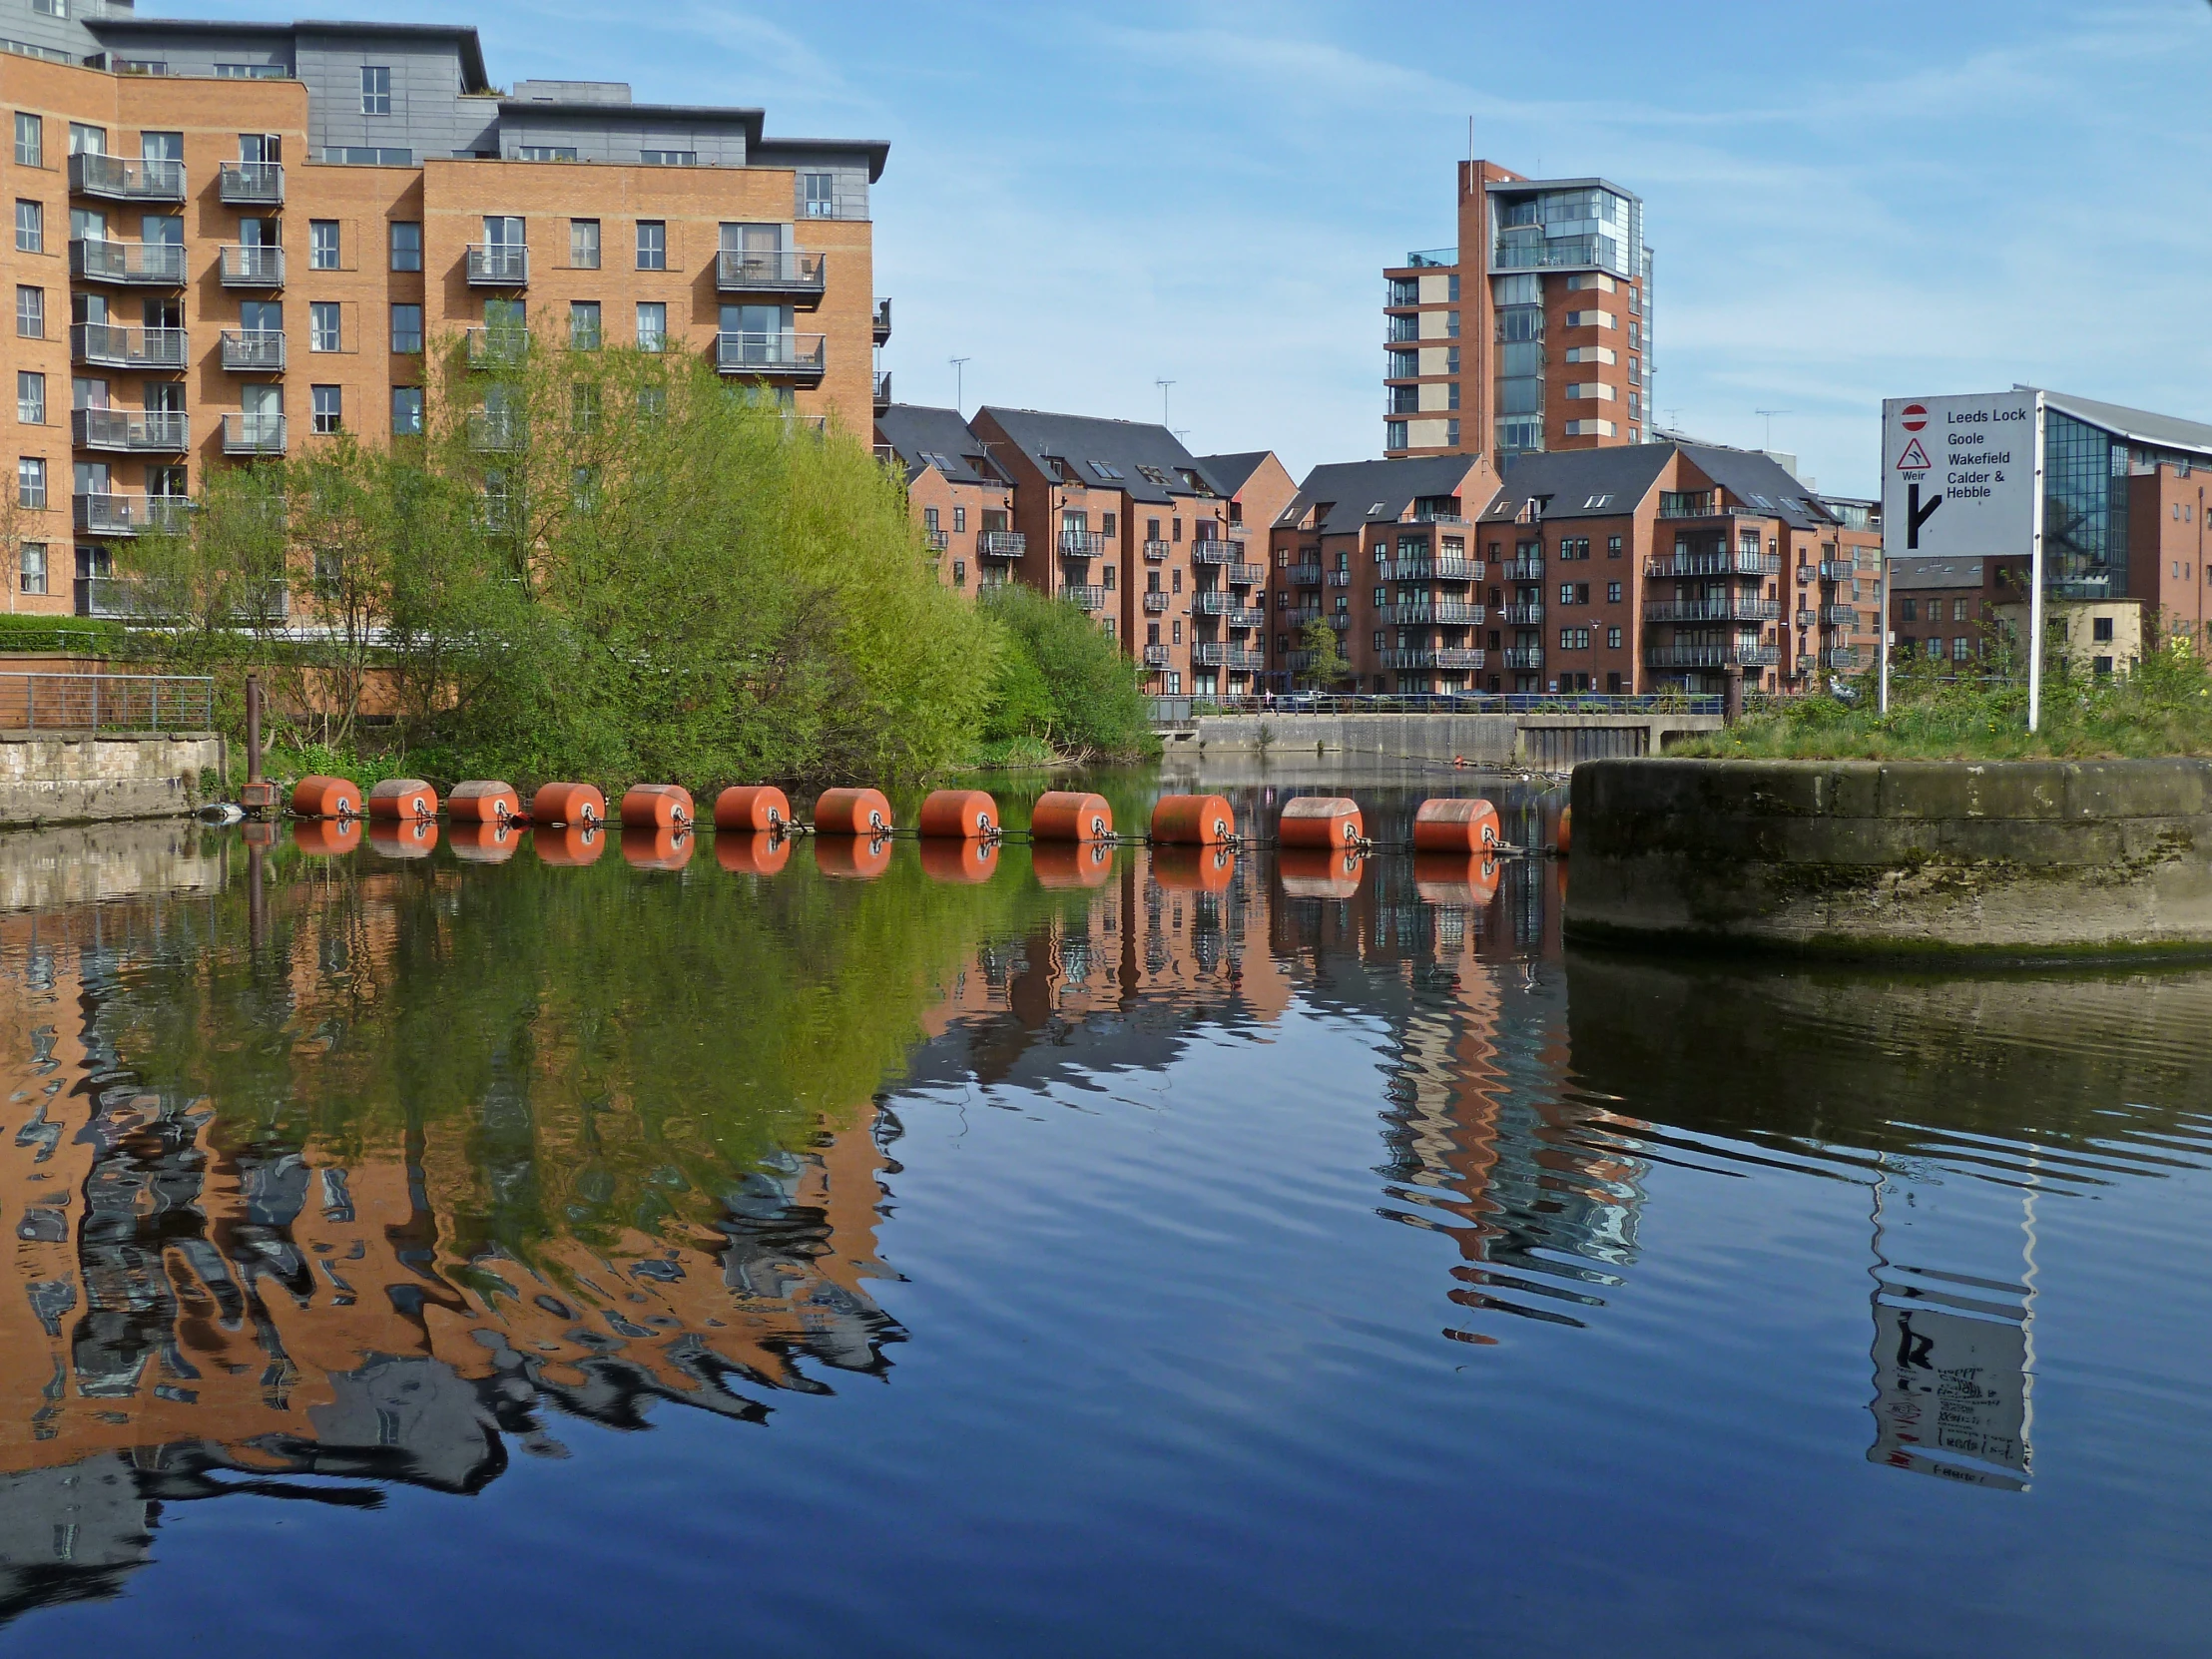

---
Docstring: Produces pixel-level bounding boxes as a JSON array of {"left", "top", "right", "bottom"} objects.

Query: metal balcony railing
[
  {"left": 1500, "top": 601, "right": 1544, "bottom": 625},
  {"left": 219, "top": 244, "right": 284, "bottom": 286},
  {"left": 1822, "top": 605, "right": 1861, "bottom": 627},
  {"left": 70, "top": 238, "right": 186, "bottom": 285},
  {"left": 467, "top": 409, "right": 524, "bottom": 451},
  {"left": 1226, "top": 608, "right": 1266, "bottom": 629},
  {"left": 74, "top": 492, "right": 189, "bottom": 537},
  {"left": 219, "top": 161, "right": 284, "bottom": 205},
  {"left": 924, "top": 528, "right": 948, "bottom": 551},
  {"left": 1642, "top": 642, "right": 1782, "bottom": 669},
  {"left": 73, "top": 408, "right": 189, "bottom": 451},
  {"left": 69, "top": 152, "right": 185, "bottom": 202},
  {"left": 1058, "top": 530, "right": 1108, "bottom": 558},
  {"left": 873, "top": 370, "right": 891, "bottom": 412},
  {"left": 1062, "top": 584, "right": 1107, "bottom": 611},
  {"left": 1642, "top": 598, "right": 1780, "bottom": 623},
  {"left": 1818, "top": 560, "right": 1857, "bottom": 582},
  {"left": 714, "top": 248, "right": 828, "bottom": 298},
  {"left": 1142, "top": 539, "right": 1171, "bottom": 562},
  {"left": 1825, "top": 648, "right": 1863, "bottom": 670},
  {"left": 1387, "top": 600, "right": 1485, "bottom": 625},
  {"left": 1645, "top": 549, "right": 1781, "bottom": 579},
  {"left": 1228, "top": 563, "right": 1265, "bottom": 587},
  {"left": 715, "top": 331, "right": 827, "bottom": 379},
  {"left": 219, "top": 329, "right": 285, "bottom": 372},
  {"left": 1289, "top": 564, "right": 1323, "bottom": 586},
  {"left": 1795, "top": 610, "right": 1818, "bottom": 630},
  {"left": 0, "top": 671, "right": 215, "bottom": 730},
  {"left": 978, "top": 530, "right": 1025, "bottom": 558},
  {"left": 1501, "top": 557, "right": 1544, "bottom": 582},
  {"left": 71, "top": 322, "right": 187, "bottom": 370},
  {"left": 1193, "top": 644, "right": 1263, "bottom": 669},
  {"left": 1389, "top": 555, "right": 1482, "bottom": 582},
  {"left": 1191, "top": 538, "right": 1245, "bottom": 565},
  {"left": 222, "top": 412, "right": 285, "bottom": 455},
  {"left": 1143, "top": 591, "right": 1170, "bottom": 612},
  {"left": 873, "top": 296, "right": 891, "bottom": 344},
  {"left": 1502, "top": 646, "right": 1544, "bottom": 670},
  {"left": 1383, "top": 648, "right": 1485, "bottom": 670},
  {"left": 467, "top": 244, "right": 529, "bottom": 285},
  {"left": 464, "top": 326, "right": 530, "bottom": 365},
  {"left": 1328, "top": 614, "right": 1351, "bottom": 631},
  {"left": 1142, "top": 644, "right": 1171, "bottom": 667},
  {"left": 1327, "top": 570, "right": 1352, "bottom": 587}
]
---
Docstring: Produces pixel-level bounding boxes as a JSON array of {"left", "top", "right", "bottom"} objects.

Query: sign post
[{"left": 1881, "top": 390, "right": 2038, "bottom": 728}]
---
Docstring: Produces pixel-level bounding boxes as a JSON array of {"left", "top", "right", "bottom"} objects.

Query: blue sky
[{"left": 197, "top": 0, "right": 2212, "bottom": 495}]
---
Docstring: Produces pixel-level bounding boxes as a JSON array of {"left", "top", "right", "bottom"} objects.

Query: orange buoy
[
  {"left": 620, "top": 784, "right": 694, "bottom": 829},
  {"left": 714, "top": 785, "right": 791, "bottom": 832},
  {"left": 815, "top": 833, "right": 892, "bottom": 880},
  {"left": 291, "top": 818, "right": 360, "bottom": 855},
  {"left": 918, "top": 789, "right": 999, "bottom": 839},
  {"left": 1278, "top": 796, "right": 1363, "bottom": 848},
  {"left": 1151, "top": 842, "right": 1235, "bottom": 891},
  {"left": 1555, "top": 806, "right": 1572, "bottom": 857},
  {"left": 622, "top": 825, "right": 694, "bottom": 870},
  {"left": 1412, "top": 851, "right": 1501, "bottom": 906},
  {"left": 1150, "top": 793, "right": 1235, "bottom": 845},
  {"left": 1412, "top": 796, "right": 1502, "bottom": 852},
  {"left": 449, "top": 780, "right": 519, "bottom": 824},
  {"left": 530, "top": 782, "right": 605, "bottom": 828},
  {"left": 1279, "top": 845, "right": 1364, "bottom": 900},
  {"left": 449, "top": 821, "right": 520, "bottom": 863},
  {"left": 534, "top": 823, "right": 606, "bottom": 866},
  {"left": 1033, "top": 839, "right": 1114, "bottom": 888},
  {"left": 1030, "top": 791, "right": 1113, "bottom": 842},
  {"left": 920, "top": 836, "right": 998, "bottom": 883},
  {"left": 290, "top": 775, "right": 357, "bottom": 819},
  {"left": 366, "top": 778, "right": 437, "bottom": 821},
  {"left": 814, "top": 787, "right": 892, "bottom": 835},
  {"left": 368, "top": 819, "right": 438, "bottom": 859},
  {"left": 716, "top": 830, "right": 791, "bottom": 876}
]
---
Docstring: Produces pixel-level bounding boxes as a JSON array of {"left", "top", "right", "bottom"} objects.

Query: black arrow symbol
[{"left": 1907, "top": 483, "right": 1941, "bottom": 550}]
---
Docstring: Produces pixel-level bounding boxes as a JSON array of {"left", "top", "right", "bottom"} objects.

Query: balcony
[
  {"left": 1328, "top": 614, "right": 1351, "bottom": 631},
  {"left": 71, "top": 322, "right": 187, "bottom": 370},
  {"left": 1387, "top": 600, "right": 1484, "bottom": 625},
  {"left": 873, "top": 370, "right": 892, "bottom": 415},
  {"left": 464, "top": 326, "right": 530, "bottom": 366},
  {"left": 1645, "top": 549, "right": 1782, "bottom": 579},
  {"left": 467, "top": 244, "right": 530, "bottom": 285},
  {"left": 1818, "top": 559, "right": 1857, "bottom": 582},
  {"left": 466, "top": 409, "right": 524, "bottom": 452},
  {"left": 1389, "top": 555, "right": 1482, "bottom": 582},
  {"left": 1058, "top": 530, "right": 1108, "bottom": 558},
  {"left": 924, "top": 528, "right": 948, "bottom": 551},
  {"left": 1228, "top": 563, "right": 1264, "bottom": 587},
  {"left": 1822, "top": 605, "right": 1861, "bottom": 627},
  {"left": 221, "top": 412, "right": 285, "bottom": 455},
  {"left": 219, "top": 161, "right": 284, "bottom": 206},
  {"left": 713, "top": 248, "right": 827, "bottom": 300},
  {"left": 1412, "top": 509, "right": 1467, "bottom": 526},
  {"left": 1795, "top": 610, "right": 1818, "bottom": 630},
  {"left": 1143, "top": 590, "right": 1170, "bottom": 612},
  {"left": 1192, "top": 591, "right": 1234, "bottom": 614},
  {"left": 69, "top": 152, "right": 185, "bottom": 203},
  {"left": 219, "top": 329, "right": 285, "bottom": 372},
  {"left": 73, "top": 409, "right": 189, "bottom": 452},
  {"left": 1193, "top": 644, "right": 1263, "bottom": 670},
  {"left": 873, "top": 297, "right": 892, "bottom": 343},
  {"left": 1825, "top": 648, "right": 1864, "bottom": 670},
  {"left": 1289, "top": 609, "right": 1322, "bottom": 628},
  {"left": 1383, "top": 648, "right": 1486, "bottom": 670},
  {"left": 1191, "top": 538, "right": 1245, "bottom": 565},
  {"left": 1501, "top": 556, "right": 1543, "bottom": 582},
  {"left": 1500, "top": 601, "right": 1544, "bottom": 625},
  {"left": 1289, "top": 563, "right": 1323, "bottom": 586},
  {"left": 1327, "top": 570, "right": 1352, "bottom": 587},
  {"left": 219, "top": 245, "right": 284, "bottom": 286},
  {"left": 1226, "top": 608, "right": 1266, "bottom": 629},
  {"left": 978, "top": 530, "right": 1025, "bottom": 559},
  {"left": 70, "top": 238, "right": 186, "bottom": 285},
  {"left": 1142, "top": 645, "right": 1171, "bottom": 668},
  {"left": 1642, "top": 598, "right": 1780, "bottom": 624},
  {"left": 1643, "top": 642, "right": 1782, "bottom": 669},
  {"left": 1062, "top": 584, "right": 1107, "bottom": 611},
  {"left": 715, "top": 331, "right": 827, "bottom": 382},
  {"left": 1502, "top": 646, "right": 1544, "bottom": 670},
  {"left": 75, "top": 492, "right": 189, "bottom": 538}
]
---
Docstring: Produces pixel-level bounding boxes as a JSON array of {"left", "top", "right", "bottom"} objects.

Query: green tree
[
  {"left": 977, "top": 583, "right": 1154, "bottom": 759},
  {"left": 1299, "top": 615, "right": 1348, "bottom": 689}
]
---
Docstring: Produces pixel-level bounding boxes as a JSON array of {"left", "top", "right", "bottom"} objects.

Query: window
[
  {"left": 390, "top": 386, "right": 423, "bottom": 436},
  {"left": 16, "top": 372, "right": 42, "bottom": 424},
  {"left": 311, "top": 385, "right": 341, "bottom": 434},
  {"left": 1952, "top": 597, "right": 1968, "bottom": 623},
  {"left": 389, "top": 303, "right": 422, "bottom": 354},
  {"left": 635, "top": 301, "right": 666, "bottom": 351},
  {"left": 570, "top": 381, "right": 601, "bottom": 432},
  {"left": 18, "top": 543, "right": 44, "bottom": 595},
  {"left": 67, "top": 123, "right": 103, "bottom": 156},
  {"left": 217, "top": 63, "right": 288, "bottom": 80},
  {"left": 309, "top": 301, "right": 340, "bottom": 351},
  {"left": 389, "top": 221, "right": 421, "bottom": 272},
  {"left": 1102, "top": 511, "right": 1117, "bottom": 536},
  {"left": 13, "top": 114, "right": 40, "bottom": 169},
  {"left": 1172, "top": 620, "right": 1183, "bottom": 644},
  {"left": 323, "top": 146, "right": 412, "bottom": 167},
  {"left": 1558, "top": 627, "right": 1591, "bottom": 650},
  {"left": 2092, "top": 615, "right": 2115, "bottom": 643},
  {"left": 15, "top": 286, "right": 42, "bottom": 339},
  {"left": 1607, "top": 582, "right": 1621, "bottom": 603},
  {"left": 1901, "top": 598, "right": 1918, "bottom": 622},
  {"left": 517, "top": 145, "right": 578, "bottom": 163},
  {"left": 923, "top": 506, "right": 940, "bottom": 532},
  {"left": 1952, "top": 636, "right": 1970, "bottom": 663},
  {"left": 953, "top": 506, "right": 966, "bottom": 532},
  {"left": 360, "top": 66, "right": 392, "bottom": 116},
  {"left": 309, "top": 220, "right": 339, "bottom": 270},
  {"left": 13, "top": 201, "right": 40, "bottom": 255},
  {"left": 1607, "top": 534, "right": 1622, "bottom": 558},
  {"left": 17, "top": 457, "right": 45, "bottom": 508},
  {"left": 570, "top": 219, "right": 600, "bottom": 270},
  {"left": 800, "top": 172, "right": 834, "bottom": 217},
  {"left": 636, "top": 221, "right": 666, "bottom": 271},
  {"left": 568, "top": 300, "right": 601, "bottom": 349},
  {"left": 1606, "top": 626, "right": 1623, "bottom": 649},
  {"left": 640, "top": 150, "right": 697, "bottom": 167}
]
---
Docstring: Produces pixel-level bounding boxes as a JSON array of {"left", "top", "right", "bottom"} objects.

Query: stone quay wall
[
  {"left": 1183, "top": 711, "right": 1724, "bottom": 771},
  {"left": 0, "top": 733, "right": 226, "bottom": 828}
]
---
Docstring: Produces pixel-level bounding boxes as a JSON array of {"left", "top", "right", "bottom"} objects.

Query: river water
[{"left": 0, "top": 773, "right": 2206, "bottom": 1655}]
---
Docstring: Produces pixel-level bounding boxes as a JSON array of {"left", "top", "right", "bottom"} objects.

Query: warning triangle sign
[{"left": 1896, "top": 436, "right": 1932, "bottom": 470}]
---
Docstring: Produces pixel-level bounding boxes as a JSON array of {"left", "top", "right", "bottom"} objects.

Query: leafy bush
[{"left": 977, "top": 583, "right": 1156, "bottom": 761}]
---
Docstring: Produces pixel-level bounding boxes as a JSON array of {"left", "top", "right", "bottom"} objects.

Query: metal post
[
  {"left": 24, "top": 676, "right": 31, "bottom": 734},
  {"left": 151, "top": 678, "right": 159, "bottom": 731},
  {"left": 246, "top": 674, "right": 263, "bottom": 786},
  {"left": 90, "top": 675, "right": 98, "bottom": 733},
  {"left": 1878, "top": 557, "right": 1890, "bottom": 716},
  {"left": 2028, "top": 392, "right": 2047, "bottom": 735}
]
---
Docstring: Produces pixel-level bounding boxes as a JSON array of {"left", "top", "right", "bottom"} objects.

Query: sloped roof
[
  {"left": 1675, "top": 443, "right": 1833, "bottom": 529},
  {"left": 1483, "top": 446, "right": 1675, "bottom": 521},
  {"left": 2030, "top": 388, "right": 2212, "bottom": 459},
  {"left": 1888, "top": 555, "right": 1995, "bottom": 591},
  {"left": 976, "top": 407, "right": 1218, "bottom": 504},
  {"left": 1196, "top": 451, "right": 1272, "bottom": 496},
  {"left": 874, "top": 404, "right": 1008, "bottom": 487},
  {"left": 1280, "top": 455, "right": 1486, "bottom": 536}
]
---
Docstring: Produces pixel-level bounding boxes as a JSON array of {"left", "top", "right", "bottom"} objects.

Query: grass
[{"left": 1681, "top": 646, "right": 2212, "bottom": 761}]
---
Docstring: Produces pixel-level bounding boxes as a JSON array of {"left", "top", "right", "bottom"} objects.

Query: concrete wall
[
  {"left": 1566, "top": 757, "right": 2212, "bottom": 958},
  {"left": 1182, "top": 710, "right": 1722, "bottom": 770},
  {"left": 0, "top": 732, "right": 224, "bottom": 826}
]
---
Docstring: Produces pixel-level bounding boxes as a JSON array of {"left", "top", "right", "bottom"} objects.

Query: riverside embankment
[{"left": 1565, "top": 756, "right": 2212, "bottom": 958}]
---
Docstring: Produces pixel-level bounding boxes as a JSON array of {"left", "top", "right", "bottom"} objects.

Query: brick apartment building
[
  {"left": 871, "top": 402, "right": 1015, "bottom": 597},
  {"left": 1383, "top": 160, "right": 1654, "bottom": 465},
  {"left": 1196, "top": 448, "right": 1297, "bottom": 549},
  {"left": 1267, "top": 442, "right": 1879, "bottom": 696},
  {"left": 0, "top": 4, "right": 886, "bottom": 616}
]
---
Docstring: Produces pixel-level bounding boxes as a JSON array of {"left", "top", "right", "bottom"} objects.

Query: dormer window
[{"left": 1090, "top": 459, "right": 1124, "bottom": 480}]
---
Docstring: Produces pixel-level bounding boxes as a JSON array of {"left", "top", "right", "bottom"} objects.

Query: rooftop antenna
[
  {"left": 1756, "top": 408, "right": 1793, "bottom": 450},
  {"left": 950, "top": 356, "right": 970, "bottom": 414},
  {"left": 1156, "top": 378, "right": 1176, "bottom": 430}
]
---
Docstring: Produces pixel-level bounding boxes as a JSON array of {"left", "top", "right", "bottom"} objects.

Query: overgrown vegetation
[
  {"left": 1296, "top": 615, "right": 1348, "bottom": 688},
  {"left": 100, "top": 333, "right": 1145, "bottom": 789},
  {"left": 1685, "top": 636, "right": 2212, "bottom": 760}
]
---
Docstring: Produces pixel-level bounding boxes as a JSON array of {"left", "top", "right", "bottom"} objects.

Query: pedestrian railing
[
  {"left": 1147, "top": 690, "right": 1725, "bottom": 724},
  {"left": 0, "top": 672, "right": 216, "bottom": 732}
]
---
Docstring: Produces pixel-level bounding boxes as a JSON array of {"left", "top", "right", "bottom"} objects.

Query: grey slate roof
[
  {"left": 874, "top": 405, "right": 1009, "bottom": 487},
  {"left": 1484, "top": 446, "right": 1675, "bottom": 522},
  {"left": 1673, "top": 443, "right": 1833, "bottom": 529},
  {"left": 1196, "top": 451, "right": 1271, "bottom": 496},
  {"left": 1888, "top": 555, "right": 1995, "bottom": 591},
  {"left": 1280, "top": 455, "right": 1486, "bottom": 536},
  {"left": 2030, "top": 388, "right": 2212, "bottom": 460},
  {"left": 975, "top": 407, "right": 1220, "bottom": 504}
]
